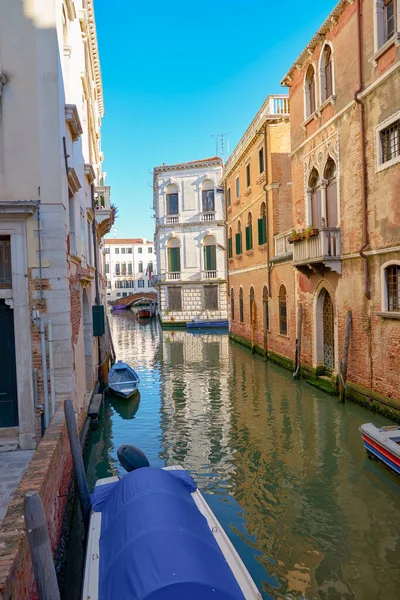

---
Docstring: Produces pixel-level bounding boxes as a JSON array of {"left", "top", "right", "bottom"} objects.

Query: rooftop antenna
[{"left": 211, "top": 132, "right": 230, "bottom": 164}]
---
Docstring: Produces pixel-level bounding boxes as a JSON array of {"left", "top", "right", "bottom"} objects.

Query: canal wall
[
  {"left": 230, "top": 332, "right": 400, "bottom": 422},
  {"left": 0, "top": 405, "right": 86, "bottom": 599}
]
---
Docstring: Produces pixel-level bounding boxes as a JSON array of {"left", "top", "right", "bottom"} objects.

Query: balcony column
[
  {"left": 320, "top": 179, "right": 328, "bottom": 228},
  {"left": 306, "top": 188, "right": 312, "bottom": 227}
]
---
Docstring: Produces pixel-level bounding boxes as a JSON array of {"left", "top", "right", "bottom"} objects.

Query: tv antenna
[{"left": 211, "top": 132, "right": 230, "bottom": 163}]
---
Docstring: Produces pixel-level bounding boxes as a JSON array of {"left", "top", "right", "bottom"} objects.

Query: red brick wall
[{"left": 0, "top": 406, "right": 86, "bottom": 599}]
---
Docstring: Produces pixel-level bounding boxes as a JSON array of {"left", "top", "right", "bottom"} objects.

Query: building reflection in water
[{"left": 158, "top": 330, "right": 400, "bottom": 599}]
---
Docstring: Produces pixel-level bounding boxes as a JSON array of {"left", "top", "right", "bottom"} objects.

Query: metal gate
[{"left": 323, "top": 293, "right": 334, "bottom": 371}]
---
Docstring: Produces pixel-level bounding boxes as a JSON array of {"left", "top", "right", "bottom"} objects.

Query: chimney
[{"left": 143, "top": 237, "right": 147, "bottom": 245}]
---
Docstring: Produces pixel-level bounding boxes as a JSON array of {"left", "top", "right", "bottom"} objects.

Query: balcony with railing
[
  {"left": 166, "top": 216, "right": 179, "bottom": 225},
  {"left": 202, "top": 270, "right": 217, "bottom": 280},
  {"left": 292, "top": 228, "right": 341, "bottom": 275},
  {"left": 94, "top": 186, "right": 113, "bottom": 235},
  {"left": 271, "top": 230, "right": 293, "bottom": 263},
  {"left": 201, "top": 212, "right": 216, "bottom": 223},
  {"left": 167, "top": 272, "right": 181, "bottom": 280}
]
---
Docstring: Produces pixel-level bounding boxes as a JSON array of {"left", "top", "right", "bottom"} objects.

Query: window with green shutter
[
  {"left": 168, "top": 247, "right": 181, "bottom": 272},
  {"left": 258, "top": 215, "right": 267, "bottom": 245},
  {"left": 228, "top": 237, "right": 233, "bottom": 258},
  {"left": 245, "top": 225, "right": 253, "bottom": 251},
  {"left": 235, "top": 233, "right": 242, "bottom": 255},
  {"left": 204, "top": 245, "right": 216, "bottom": 271}
]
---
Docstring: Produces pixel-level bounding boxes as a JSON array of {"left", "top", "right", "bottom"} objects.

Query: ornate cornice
[
  {"left": 281, "top": 0, "right": 354, "bottom": 86},
  {"left": 87, "top": 0, "right": 104, "bottom": 117},
  {"left": 67, "top": 167, "right": 81, "bottom": 195},
  {"left": 84, "top": 163, "right": 96, "bottom": 184},
  {"left": 0, "top": 201, "right": 37, "bottom": 218},
  {"left": 65, "top": 104, "right": 83, "bottom": 141},
  {"left": 154, "top": 157, "right": 223, "bottom": 174}
]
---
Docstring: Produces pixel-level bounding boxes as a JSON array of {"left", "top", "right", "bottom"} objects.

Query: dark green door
[{"left": 0, "top": 301, "right": 18, "bottom": 426}]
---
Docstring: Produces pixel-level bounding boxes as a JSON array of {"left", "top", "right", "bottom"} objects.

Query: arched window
[
  {"left": 258, "top": 203, "right": 267, "bottom": 245},
  {"left": 128, "top": 262, "right": 133, "bottom": 275},
  {"left": 246, "top": 213, "right": 253, "bottom": 251},
  {"left": 309, "top": 168, "right": 321, "bottom": 228},
  {"left": 236, "top": 221, "right": 243, "bottom": 255},
  {"left": 128, "top": 279, "right": 134, "bottom": 288},
  {"left": 249, "top": 287, "right": 255, "bottom": 324},
  {"left": 202, "top": 179, "right": 215, "bottom": 213},
  {"left": 122, "top": 279, "right": 128, "bottom": 288},
  {"left": 279, "top": 285, "right": 287, "bottom": 335},
  {"left": 138, "top": 261, "right": 143, "bottom": 273},
  {"left": 115, "top": 262, "right": 120, "bottom": 276},
  {"left": 228, "top": 228, "right": 233, "bottom": 259},
  {"left": 324, "top": 157, "right": 338, "bottom": 227},
  {"left": 115, "top": 280, "right": 120, "bottom": 289},
  {"left": 385, "top": 263, "right": 400, "bottom": 312},
  {"left": 305, "top": 65, "right": 316, "bottom": 118},
  {"left": 203, "top": 235, "right": 217, "bottom": 273},
  {"left": 121, "top": 262, "right": 127, "bottom": 275},
  {"left": 62, "top": 4, "right": 69, "bottom": 45},
  {"left": 239, "top": 287, "right": 244, "bottom": 323},
  {"left": 231, "top": 288, "right": 235, "bottom": 321},
  {"left": 166, "top": 183, "right": 179, "bottom": 215},
  {"left": 167, "top": 237, "right": 181, "bottom": 273},
  {"left": 262, "top": 285, "right": 269, "bottom": 331},
  {"left": 320, "top": 45, "right": 334, "bottom": 103}
]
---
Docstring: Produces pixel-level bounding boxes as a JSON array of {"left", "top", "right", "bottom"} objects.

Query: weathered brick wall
[{"left": 0, "top": 406, "right": 86, "bottom": 599}]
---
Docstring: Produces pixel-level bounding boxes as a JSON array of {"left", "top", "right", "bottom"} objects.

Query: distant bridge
[{"left": 111, "top": 292, "right": 158, "bottom": 308}]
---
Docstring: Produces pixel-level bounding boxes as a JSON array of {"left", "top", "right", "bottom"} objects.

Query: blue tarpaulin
[{"left": 90, "top": 467, "right": 245, "bottom": 600}]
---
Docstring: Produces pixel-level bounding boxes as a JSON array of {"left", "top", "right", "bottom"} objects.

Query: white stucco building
[
  {"left": 104, "top": 238, "right": 157, "bottom": 301},
  {"left": 153, "top": 157, "right": 228, "bottom": 325},
  {"left": 0, "top": 0, "right": 112, "bottom": 449}
]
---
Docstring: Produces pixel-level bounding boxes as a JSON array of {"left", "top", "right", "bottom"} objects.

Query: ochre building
[{"left": 223, "top": 95, "right": 294, "bottom": 363}]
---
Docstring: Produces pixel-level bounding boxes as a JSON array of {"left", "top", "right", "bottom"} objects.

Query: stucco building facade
[
  {"left": 0, "top": 0, "right": 112, "bottom": 449},
  {"left": 153, "top": 157, "right": 228, "bottom": 326},
  {"left": 104, "top": 238, "right": 156, "bottom": 301},
  {"left": 223, "top": 95, "right": 294, "bottom": 362},
  {"left": 281, "top": 0, "right": 400, "bottom": 408}
]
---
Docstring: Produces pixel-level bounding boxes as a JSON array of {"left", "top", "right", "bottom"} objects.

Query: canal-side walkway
[{"left": 0, "top": 450, "right": 34, "bottom": 525}]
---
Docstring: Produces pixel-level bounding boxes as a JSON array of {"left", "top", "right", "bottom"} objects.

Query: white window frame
[
  {"left": 373, "top": 0, "right": 400, "bottom": 53},
  {"left": 380, "top": 259, "right": 400, "bottom": 314},
  {"left": 375, "top": 109, "right": 400, "bottom": 172},
  {"left": 318, "top": 42, "right": 335, "bottom": 106},
  {"left": 303, "top": 62, "right": 318, "bottom": 121}
]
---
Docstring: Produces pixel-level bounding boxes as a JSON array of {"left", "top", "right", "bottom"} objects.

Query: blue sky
[{"left": 95, "top": 0, "right": 336, "bottom": 240}]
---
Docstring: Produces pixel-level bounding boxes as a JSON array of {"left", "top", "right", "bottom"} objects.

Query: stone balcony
[
  {"left": 292, "top": 227, "right": 341, "bottom": 275},
  {"left": 94, "top": 186, "right": 113, "bottom": 236},
  {"left": 167, "top": 271, "right": 181, "bottom": 280},
  {"left": 202, "top": 270, "right": 217, "bottom": 279},
  {"left": 201, "top": 212, "right": 216, "bottom": 223}
]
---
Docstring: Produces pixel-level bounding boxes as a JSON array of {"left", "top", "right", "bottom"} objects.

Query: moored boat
[
  {"left": 359, "top": 422, "right": 400, "bottom": 475},
  {"left": 108, "top": 360, "right": 140, "bottom": 399},
  {"left": 111, "top": 304, "right": 128, "bottom": 312},
  {"left": 82, "top": 447, "right": 261, "bottom": 600},
  {"left": 138, "top": 308, "right": 151, "bottom": 318},
  {"left": 186, "top": 319, "right": 228, "bottom": 329}
]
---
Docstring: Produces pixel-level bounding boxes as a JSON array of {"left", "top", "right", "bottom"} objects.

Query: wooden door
[
  {"left": 0, "top": 301, "right": 18, "bottom": 426},
  {"left": 323, "top": 293, "right": 334, "bottom": 371}
]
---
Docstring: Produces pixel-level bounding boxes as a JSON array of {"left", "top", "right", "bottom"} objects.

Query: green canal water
[{"left": 83, "top": 311, "right": 400, "bottom": 599}]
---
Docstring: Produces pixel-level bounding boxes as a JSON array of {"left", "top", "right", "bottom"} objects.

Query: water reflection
[{"left": 86, "top": 314, "right": 400, "bottom": 600}]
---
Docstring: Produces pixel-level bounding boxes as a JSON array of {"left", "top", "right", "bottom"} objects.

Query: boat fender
[{"left": 117, "top": 444, "right": 150, "bottom": 472}]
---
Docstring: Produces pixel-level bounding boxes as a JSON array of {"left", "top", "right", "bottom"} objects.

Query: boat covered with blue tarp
[{"left": 83, "top": 466, "right": 260, "bottom": 600}]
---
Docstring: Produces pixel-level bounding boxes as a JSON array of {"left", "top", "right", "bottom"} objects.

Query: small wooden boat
[
  {"left": 108, "top": 361, "right": 140, "bottom": 399},
  {"left": 186, "top": 319, "right": 228, "bottom": 329},
  {"left": 138, "top": 308, "right": 151, "bottom": 318},
  {"left": 359, "top": 422, "right": 400, "bottom": 475},
  {"left": 82, "top": 458, "right": 261, "bottom": 600}
]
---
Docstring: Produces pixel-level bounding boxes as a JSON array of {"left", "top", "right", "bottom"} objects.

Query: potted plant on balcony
[
  {"left": 288, "top": 229, "right": 303, "bottom": 243},
  {"left": 305, "top": 226, "right": 319, "bottom": 240}
]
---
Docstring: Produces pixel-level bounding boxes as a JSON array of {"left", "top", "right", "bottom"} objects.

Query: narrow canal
[{"left": 84, "top": 311, "right": 400, "bottom": 599}]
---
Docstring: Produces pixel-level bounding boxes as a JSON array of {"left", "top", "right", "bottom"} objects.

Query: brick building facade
[
  {"left": 281, "top": 0, "right": 400, "bottom": 410},
  {"left": 224, "top": 95, "right": 295, "bottom": 364}
]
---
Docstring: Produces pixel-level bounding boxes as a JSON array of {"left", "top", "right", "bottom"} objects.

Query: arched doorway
[
  {"left": 315, "top": 288, "right": 335, "bottom": 372},
  {"left": 323, "top": 292, "right": 335, "bottom": 371}
]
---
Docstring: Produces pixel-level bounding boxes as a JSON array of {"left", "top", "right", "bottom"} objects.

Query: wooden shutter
[
  {"left": 235, "top": 233, "right": 242, "bottom": 255},
  {"left": 168, "top": 248, "right": 180, "bottom": 272}
]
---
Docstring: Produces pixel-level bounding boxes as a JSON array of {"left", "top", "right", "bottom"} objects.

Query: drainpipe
[
  {"left": 47, "top": 320, "right": 56, "bottom": 418},
  {"left": 40, "top": 319, "right": 50, "bottom": 429},
  {"left": 354, "top": 0, "right": 370, "bottom": 299},
  {"left": 223, "top": 181, "right": 231, "bottom": 322},
  {"left": 37, "top": 200, "right": 44, "bottom": 306}
]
